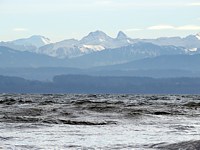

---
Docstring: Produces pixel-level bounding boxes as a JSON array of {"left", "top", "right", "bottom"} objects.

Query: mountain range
[
  {"left": 1, "top": 31, "right": 200, "bottom": 80},
  {"left": 0, "top": 42, "right": 187, "bottom": 68},
  {"left": 1, "top": 31, "right": 134, "bottom": 58},
  {"left": 1, "top": 31, "right": 200, "bottom": 59}
]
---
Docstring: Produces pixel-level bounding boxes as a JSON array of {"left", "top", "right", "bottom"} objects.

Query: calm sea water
[{"left": 0, "top": 94, "right": 200, "bottom": 149}]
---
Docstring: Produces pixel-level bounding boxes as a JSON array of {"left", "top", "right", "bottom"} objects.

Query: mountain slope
[
  {"left": 0, "top": 41, "right": 193, "bottom": 69},
  {"left": 0, "top": 46, "right": 68, "bottom": 67},
  {"left": 68, "top": 42, "right": 186, "bottom": 68},
  {"left": 99, "top": 54, "right": 200, "bottom": 71},
  {"left": 13, "top": 35, "right": 51, "bottom": 48}
]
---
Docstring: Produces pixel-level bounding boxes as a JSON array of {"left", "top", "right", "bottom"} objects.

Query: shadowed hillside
[{"left": 1, "top": 75, "right": 200, "bottom": 94}]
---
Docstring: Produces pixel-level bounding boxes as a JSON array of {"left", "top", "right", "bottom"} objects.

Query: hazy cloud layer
[
  {"left": 13, "top": 28, "right": 28, "bottom": 32},
  {"left": 147, "top": 25, "right": 200, "bottom": 30},
  {"left": 0, "top": 0, "right": 200, "bottom": 41}
]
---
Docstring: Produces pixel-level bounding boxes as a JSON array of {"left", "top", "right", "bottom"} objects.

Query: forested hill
[{"left": 0, "top": 75, "right": 200, "bottom": 94}]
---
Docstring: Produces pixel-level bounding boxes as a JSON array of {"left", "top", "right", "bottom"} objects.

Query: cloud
[
  {"left": 176, "top": 25, "right": 200, "bottom": 30},
  {"left": 13, "top": 28, "right": 28, "bottom": 32},
  {"left": 125, "top": 24, "right": 200, "bottom": 32},
  {"left": 147, "top": 25, "right": 200, "bottom": 30},
  {"left": 147, "top": 25, "right": 175, "bottom": 30},
  {"left": 188, "top": 2, "right": 200, "bottom": 6}
]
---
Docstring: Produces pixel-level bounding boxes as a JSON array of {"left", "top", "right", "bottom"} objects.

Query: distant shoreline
[{"left": 0, "top": 75, "right": 200, "bottom": 94}]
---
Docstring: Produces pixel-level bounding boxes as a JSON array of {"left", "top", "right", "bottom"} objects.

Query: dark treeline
[{"left": 0, "top": 75, "right": 200, "bottom": 94}]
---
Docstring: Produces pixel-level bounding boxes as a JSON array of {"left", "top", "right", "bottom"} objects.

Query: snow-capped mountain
[
  {"left": 115, "top": 31, "right": 134, "bottom": 46},
  {"left": 13, "top": 35, "right": 51, "bottom": 48},
  {"left": 1, "top": 31, "right": 200, "bottom": 59},
  {"left": 0, "top": 35, "right": 51, "bottom": 52},
  {"left": 80, "top": 30, "right": 113, "bottom": 45},
  {"left": 142, "top": 32, "right": 200, "bottom": 51},
  {"left": 38, "top": 30, "right": 134, "bottom": 58},
  {"left": 116, "top": 31, "right": 128, "bottom": 40},
  {"left": 79, "top": 30, "right": 118, "bottom": 49},
  {"left": 79, "top": 30, "right": 134, "bottom": 51}
]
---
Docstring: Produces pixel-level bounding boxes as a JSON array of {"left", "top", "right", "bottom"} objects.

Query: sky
[{"left": 0, "top": 0, "right": 200, "bottom": 42}]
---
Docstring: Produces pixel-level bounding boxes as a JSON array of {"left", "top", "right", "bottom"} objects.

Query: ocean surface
[{"left": 0, "top": 94, "right": 200, "bottom": 150}]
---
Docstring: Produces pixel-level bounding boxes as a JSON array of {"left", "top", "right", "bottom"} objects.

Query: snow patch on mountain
[
  {"left": 196, "top": 33, "right": 200, "bottom": 40},
  {"left": 41, "top": 37, "right": 51, "bottom": 45},
  {"left": 127, "top": 39, "right": 131, "bottom": 43},
  {"left": 189, "top": 48, "right": 198, "bottom": 52},
  {"left": 81, "top": 45, "right": 105, "bottom": 52}
]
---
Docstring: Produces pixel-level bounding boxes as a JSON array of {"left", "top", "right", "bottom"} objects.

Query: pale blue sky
[{"left": 0, "top": 0, "right": 200, "bottom": 42}]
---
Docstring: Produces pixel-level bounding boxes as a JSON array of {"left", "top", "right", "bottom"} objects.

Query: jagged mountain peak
[
  {"left": 81, "top": 30, "right": 112, "bottom": 43},
  {"left": 89, "top": 30, "right": 106, "bottom": 35},
  {"left": 86, "top": 30, "right": 108, "bottom": 38},
  {"left": 116, "top": 31, "right": 128, "bottom": 40}
]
